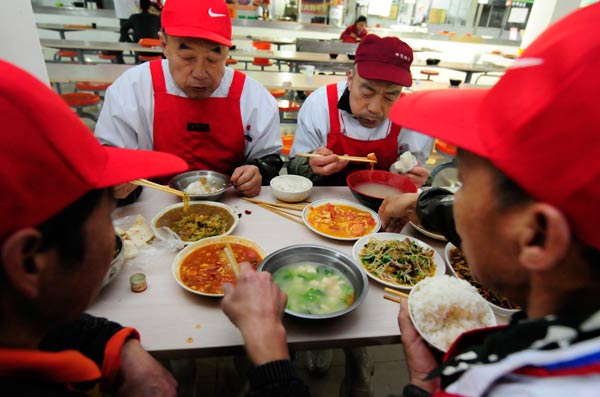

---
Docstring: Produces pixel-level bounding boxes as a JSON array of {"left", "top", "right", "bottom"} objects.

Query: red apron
[
  {"left": 325, "top": 83, "right": 401, "bottom": 185},
  {"left": 150, "top": 60, "right": 246, "bottom": 175}
]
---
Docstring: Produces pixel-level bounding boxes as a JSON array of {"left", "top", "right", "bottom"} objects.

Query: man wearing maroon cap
[
  {"left": 96, "top": 0, "right": 282, "bottom": 200},
  {"left": 288, "top": 34, "right": 432, "bottom": 187},
  {"left": 0, "top": 60, "right": 188, "bottom": 395}
]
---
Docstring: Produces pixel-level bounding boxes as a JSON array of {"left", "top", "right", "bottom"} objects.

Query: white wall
[{"left": 1, "top": 2, "right": 48, "bottom": 84}]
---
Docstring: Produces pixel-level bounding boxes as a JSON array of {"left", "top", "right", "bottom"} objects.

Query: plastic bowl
[
  {"left": 346, "top": 170, "right": 417, "bottom": 211},
  {"left": 426, "top": 58, "right": 441, "bottom": 65},
  {"left": 270, "top": 175, "right": 313, "bottom": 203},
  {"left": 449, "top": 78, "right": 462, "bottom": 87},
  {"left": 329, "top": 53, "right": 339, "bottom": 59},
  {"left": 258, "top": 244, "right": 369, "bottom": 319}
]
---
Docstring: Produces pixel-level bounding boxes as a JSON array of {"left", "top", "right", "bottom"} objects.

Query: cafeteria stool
[
  {"left": 420, "top": 70, "right": 439, "bottom": 81},
  {"left": 53, "top": 50, "right": 79, "bottom": 63},
  {"left": 137, "top": 54, "right": 163, "bottom": 63},
  {"left": 226, "top": 58, "right": 238, "bottom": 65},
  {"left": 277, "top": 100, "right": 300, "bottom": 123},
  {"left": 75, "top": 81, "right": 111, "bottom": 99},
  {"left": 252, "top": 57, "right": 273, "bottom": 71},
  {"left": 269, "top": 88, "right": 287, "bottom": 98},
  {"left": 60, "top": 92, "right": 101, "bottom": 123},
  {"left": 98, "top": 52, "right": 118, "bottom": 63}
]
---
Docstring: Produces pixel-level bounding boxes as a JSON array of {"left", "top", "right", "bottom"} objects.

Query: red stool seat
[
  {"left": 58, "top": 50, "right": 78, "bottom": 58},
  {"left": 138, "top": 55, "right": 162, "bottom": 62},
  {"left": 75, "top": 81, "right": 111, "bottom": 91},
  {"left": 434, "top": 139, "right": 457, "bottom": 157},
  {"left": 420, "top": 70, "right": 439, "bottom": 80},
  {"left": 252, "top": 41, "right": 271, "bottom": 50},
  {"left": 277, "top": 100, "right": 300, "bottom": 112},
  {"left": 269, "top": 89, "right": 286, "bottom": 98},
  {"left": 138, "top": 38, "right": 161, "bottom": 47},
  {"left": 61, "top": 92, "right": 100, "bottom": 107},
  {"left": 99, "top": 53, "right": 117, "bottom": 60},
  {"left": 226, "top": 58, "right": 238, "bottom": 65}
]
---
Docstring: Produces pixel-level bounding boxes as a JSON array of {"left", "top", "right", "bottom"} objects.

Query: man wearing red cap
[
  {"left": 288, "top": 34, "right": 432, "bottom": 187},
  {"left": 0, "top": 60, "right": 189, "bottom": 395},
  {"left": 96, "top": 0, "right": 282, "bottom": 200}
]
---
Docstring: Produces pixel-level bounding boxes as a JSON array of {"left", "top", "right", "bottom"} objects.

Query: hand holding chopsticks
[{"left": 383, "top": 287, "right": 409, "bottom": 304}]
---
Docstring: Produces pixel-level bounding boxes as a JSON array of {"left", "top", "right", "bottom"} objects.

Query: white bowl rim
[
  {"left": 302, "top": 199, "right": 381, "bottom": 241},
  {"left": 352, "top": 232, "right": 445, "bottom": 290},
  {"left": 172, "top": 235, "right": 266, "bottom": 297},
  {"left": 151, "top": 201, "right": 239, "bottom": 245}
]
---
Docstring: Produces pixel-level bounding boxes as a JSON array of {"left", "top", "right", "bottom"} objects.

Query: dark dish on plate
[
  {"left": 155, "top": 203, "right": 236, "bottom": 242},
  {"left": 358, "top": 237, "right": 435, "bottom": 287},
  {"left": 449, "top": 247, "right": 520, "bottom": 310}
]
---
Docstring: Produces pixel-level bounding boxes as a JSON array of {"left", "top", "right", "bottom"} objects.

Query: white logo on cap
[{"left": 208, "top": 8, "right": 227, "bottom": 17}]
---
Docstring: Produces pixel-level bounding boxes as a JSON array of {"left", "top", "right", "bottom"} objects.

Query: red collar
[{"left": 0, "top": 348, "right": 101, "bottom": 384}]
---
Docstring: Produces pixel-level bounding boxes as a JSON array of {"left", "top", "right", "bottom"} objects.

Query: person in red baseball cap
[
  {"left": 96, "top": 0, "right": 283, "bottom": 201},
  {"left": 382, "top": 3, "right": 600, "bottom": 397},
  {"left": 0, "top": 60, "right": 189, "bottom": 395},
  {"left": 288, "top": 34, "right": 432, "bottom": 187}
]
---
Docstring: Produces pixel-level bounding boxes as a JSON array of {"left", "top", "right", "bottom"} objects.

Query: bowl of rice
[
  {"left": 169, "top": 170, "right": 230, "bottom": 201},
  {"left": 270, "top": 175, "right": 313, "bottom": 203},
  {"left": 408, "top": 275, "right": 496, "bottom": 352}
]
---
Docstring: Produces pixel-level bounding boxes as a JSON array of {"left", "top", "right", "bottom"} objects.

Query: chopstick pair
[
  {"left": 244, "top": 197, "right": 309, "bottom": 211},
  {"left": 132, "top": 179, "right": 191, "bottom": 210},
  {"left": 242, "top": 198, "right": 304, "bottom": 225},
  {"left": 295, "top": 153, "right": 377, "bottom": 164},
  {"left": 383, "top": 287, "right": 409, "bottom": 304}
]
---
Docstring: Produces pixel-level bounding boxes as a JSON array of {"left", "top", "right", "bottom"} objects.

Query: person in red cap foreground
[
  {"left": 288, "top": 34, "right": 432, "bottom": 187},
  {"left": 224, "top": 3, "right": 600, "bottom": 397},
  {"left": 96, "top": 0, "right": 282, "bottom": 201},
  {"left": 0, "top": 60, "right": 188, "bottom": 395}
]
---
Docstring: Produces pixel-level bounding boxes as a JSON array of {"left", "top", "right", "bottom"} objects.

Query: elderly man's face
[
  {"left": 347, "top": 68, "right": 403, "bottom": 128},
  {"left": 161, "top": 34, "right": 228, "bottom": 99}
]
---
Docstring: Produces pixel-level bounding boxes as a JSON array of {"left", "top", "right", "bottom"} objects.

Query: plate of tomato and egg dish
[
  {"left": 302, "top": 199, "right": 381, "bottom": 241},
  {"left": 172, "top": 235, "right": 266, "bottom": 297},
  {"left": 352, "top": 233, "right": 445, "bottom": 290}
]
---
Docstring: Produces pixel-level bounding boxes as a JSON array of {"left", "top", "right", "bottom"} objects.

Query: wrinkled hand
[
  {"left": 378, "top": 192, "right": 418, "bottom": 233},
  {"left": 231, "top": 165, "right": 262, "bottom": 197},
  {"left": 116, "top": 339, "right": 178, "bottom": 397},
  {"left": 308, "top": 146, "right": 349, "bottom": 176},
  {"left": 112, "top": 183, "right": 138, "bottom": 200},
  {"left": 221, "top": 262, "right": 289, "bottom": 366},
  {"left": 398, "top": 300, "right": 441, "bottom": 393},
  {"left": 405, "top": 164, "right": 430, "bottom": 188}
]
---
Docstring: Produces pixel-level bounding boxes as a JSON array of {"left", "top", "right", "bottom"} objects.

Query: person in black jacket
[
  {"left": 120, "top": 0, "right": 161, "bottom": 43},
  {"left": 0, "top": 60, "right": 188, "bottom": 396}
]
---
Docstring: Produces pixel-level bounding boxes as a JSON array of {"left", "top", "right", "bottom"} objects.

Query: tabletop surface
[{"left": 87, "top": 187, "right": 454, "bottom": 359}]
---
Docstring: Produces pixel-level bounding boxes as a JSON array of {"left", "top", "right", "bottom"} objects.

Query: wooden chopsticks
[
  {"left": 243, "top": 197, "right": 309, "bottom": 211},
  {"left": 295, "top": 153, "right": 377, "bottom": 164},
  {"left": 243, "top": 197, "right": 305, "bottom": 225},
  {"left": 383, "top": 287, "right": 409, "bottom": 304},
  {"left": 131, "top": 179, "right": 187, "bottom": 198}
]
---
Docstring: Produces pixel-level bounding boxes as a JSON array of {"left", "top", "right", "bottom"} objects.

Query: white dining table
[{"left": 86, "top": 186, "right": 452, "bottom": 359}]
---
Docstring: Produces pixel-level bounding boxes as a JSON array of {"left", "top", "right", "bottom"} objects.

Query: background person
[
  {"left": 288, "top": 34, "right": 432, "bottom": 187},
  {"left": 96, "top": 0, "right": 283, "bottom": 200},
  {"left": 340, "top": 15, "right": 367, "bottom": 43},
  {"left": 386, "top": 3, "right": 600, "bottom": 396},
  {"left": 0, "top": 60, "right": 188, "bottom": 395},
  {"left": 120, "top": 0, "right": 161, "bottom": 43}
]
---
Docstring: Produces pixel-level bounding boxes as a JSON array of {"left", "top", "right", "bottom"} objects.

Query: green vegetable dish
[
  {"left": 273, "top": 263, "right": 355, "bottom": 315},
  {"left": 359, "top": 238, "right": 435, "bottom": 287}
]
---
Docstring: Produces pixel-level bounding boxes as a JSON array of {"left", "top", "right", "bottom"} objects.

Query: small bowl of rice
[
  {"left": 408, "top": 275, "right": 496, "bottom": 352},
  {"left": 270, "top": 175, "right": 313, "bottom": 203}
]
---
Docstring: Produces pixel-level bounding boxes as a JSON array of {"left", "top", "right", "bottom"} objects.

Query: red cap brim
[
  {"left": 357, "top": 61, "right": 413, "bottom": 87},
  {"left": 165, "top": 26, "right": 233, "bottom": 47},
  {"left": 389, "top": 88, "right": 490, "bottom": 158}
]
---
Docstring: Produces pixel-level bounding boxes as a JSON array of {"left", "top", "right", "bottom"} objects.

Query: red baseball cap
[
  {"left": 0, "top": 60, "right": 188, "bottom": 239},
  {"left": 355, "top": 34, "right": 413, "bottom": 87},
  {"left": 162, "top": 0, "right": 232, "bottom": 47},
  {"left": 389, "top": 3, "right": 600, "bottom": 250}
]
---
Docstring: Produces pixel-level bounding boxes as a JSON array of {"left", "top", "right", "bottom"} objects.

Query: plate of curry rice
[
  {"left": 172, "top": 235, "right": 266, "bottom": 297},
  {"left": 302, "top": 199, "right": 381, "bottom": 241}
]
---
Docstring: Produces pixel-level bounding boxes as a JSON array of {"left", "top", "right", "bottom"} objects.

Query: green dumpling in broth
[{"left": 273, "top": 263, "right": 355, "bottom": 315}]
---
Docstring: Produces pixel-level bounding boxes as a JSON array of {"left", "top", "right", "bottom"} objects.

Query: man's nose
[
  {"left": 191, "top": 60, "right": 209, "bottom": 79},
  {"left": 366, "top": 96, "right": 383, "bottom": 116}
]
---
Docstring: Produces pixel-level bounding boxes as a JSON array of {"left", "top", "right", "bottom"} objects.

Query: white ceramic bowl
[
  {"left": 151, "top": 201, "right": 239, "bottom": 244},
  {"left": 270, "top": 175, "right": 313, "bottom": 203},
  {"left": 444, "top": 243, "right": 520, "bottom": 317}
]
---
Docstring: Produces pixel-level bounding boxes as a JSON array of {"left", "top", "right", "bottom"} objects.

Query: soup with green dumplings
[{"left": 273, "top": 263, "right": 355, "bottom": 315}]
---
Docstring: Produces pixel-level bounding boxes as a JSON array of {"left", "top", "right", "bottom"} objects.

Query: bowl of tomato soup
[
  {"left": 346, "top": 170, "right": 417, "bottom": 211},
  {"left": 173, "top": 236, "right": 266, "bottom": 297},
  {"left": 258, "top": 244, "right": 368, "bottom": 319}
]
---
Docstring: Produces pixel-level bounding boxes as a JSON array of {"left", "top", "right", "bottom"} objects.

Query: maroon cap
[
  {"left": 162, "top": 0, "right": 232, "bottom": 47},
  {"left": 0, "top": 60, "right": 188, "bottom": 239},
  {"left": 389, "top": 3, "right": 600, "bottom": 250},
  {"left": 355, "top": 34, "right": 413, "bottom": 87}
]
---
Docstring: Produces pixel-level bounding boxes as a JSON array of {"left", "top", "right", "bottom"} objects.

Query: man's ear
[
  {"left": 347, "top": 68, "right": 354, "bottom": 88},
  {"left": 516, "top": 203, "right": 571, "bottom": 272},
  {"left": 159, "top": 31, "right": 168, "bottom": 55},
  {"left": 1, "top": 229, "right": 46, "bottom": 299}
]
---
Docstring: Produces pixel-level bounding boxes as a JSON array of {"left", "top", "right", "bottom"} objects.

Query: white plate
[
  {"left": 352, "top": 233, "right": 445, "bottom": 290},
  {"left": 172, "top": 235, "right": 266, "bottom": 297},
  {"left": 302, "top": 199, "right": 381, "bottom": 241},
  {"left": 444, "top": 242, "right": 520, "bottom": 317},
  {"left": 409, "top": 221, "right": 447, "bottom": 241},
  {"left": 151, "top": 201, "right": 239, "bottom": 245}
]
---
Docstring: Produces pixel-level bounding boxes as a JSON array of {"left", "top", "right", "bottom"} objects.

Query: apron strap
[
  {"left": 229, "top": 70, "right": 246, "bottom": 99},
  {"left": 149, "top": 59, "right": 166, "bottom": 93},
  {"left": 326, "top": 83, "right": 341, "bottom": 133}
]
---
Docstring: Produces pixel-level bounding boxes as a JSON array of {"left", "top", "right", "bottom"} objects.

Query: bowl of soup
[
  {"left": 258, "top": 245, "right": 368, "bottom": 319},
  {"left": 346, "top": 170, "right": 418, "bottom": 211}
]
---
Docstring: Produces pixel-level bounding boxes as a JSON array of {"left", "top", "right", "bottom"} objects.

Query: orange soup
[
  {"left": 307, "top": 203, "right": 377, "bottom": 238},
  {"left": 180, "top": 243, "right": 262, "bottom": 294}
]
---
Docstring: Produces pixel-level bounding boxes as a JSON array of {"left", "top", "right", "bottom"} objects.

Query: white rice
[
  {"left": 409, "top": 275, "right": 496, "bottom": 351},
  {"left": 271, "top": 176, "right": 311, "bottom": 193}
]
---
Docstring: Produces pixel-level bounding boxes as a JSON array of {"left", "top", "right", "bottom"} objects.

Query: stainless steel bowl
[
  {"left": 258, "top": 245, "right": 369, "bottom": 319},
  {"left": 169, "top": 170, "right": 230, "bottom": 201}
]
